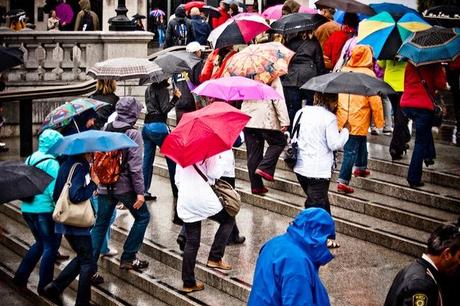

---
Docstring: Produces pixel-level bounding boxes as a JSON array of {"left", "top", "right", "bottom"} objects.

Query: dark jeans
[
  {"left": 244, "top": 127, "right": 287, "bottom": 189},
  {"left": 182, "top": 209, "right": 235, "bottom": 287},
  {"left": 92, "top": 192, "right": 150, "bottom": 265},
  {"left": 220, "top": 177, "right": 240, "bottom": 241},
  {"left": 142, "top": 122, "right": 178, "bottom": 197},
  {"left": 295, "top": 174, "right": 331, "bottom": 214},
  {"left": 389, "top": 93, "right": 411, "bottom": 158},
  {"left": 402, "top": 108, "right": 436, "bottom": 185},
  {"left": 14, "top": 213, "right": 58, "bottom": 292},
  {"left": 52, "top": 235, "right": 93, "bottom": 306},
  {"left": 338, "top": 135, "right": 368, "bottom": 185}
]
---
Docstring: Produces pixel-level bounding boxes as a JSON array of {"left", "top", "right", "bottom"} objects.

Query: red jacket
[
  {"left": 322, "top": 26, "right": 355, "bottom": 70},
  {"left": 400, "top": 63, "right": 446, "bottom": 111},
  {"left": 211, "top": 7, "right": 230, "bottom": 29}
]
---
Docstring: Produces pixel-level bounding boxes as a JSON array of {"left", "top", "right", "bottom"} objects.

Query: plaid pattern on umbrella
[
  {"left": 87, "top": 58, "right": 165, "bottom": 82},
  {"left": 223, "top": 42, "right": 294, "bottom": 84}
]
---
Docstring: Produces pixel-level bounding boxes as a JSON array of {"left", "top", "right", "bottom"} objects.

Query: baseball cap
[{"left": 186, "top": 41, "right": 206, "bottom": 53}]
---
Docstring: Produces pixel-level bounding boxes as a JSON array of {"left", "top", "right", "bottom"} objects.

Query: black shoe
[
  {"left": 409, "top": 182, "right": 425, "bottom": 188},
  {"left": 227, "top": 235, "right": 246, "bottom": 245},
  {"left": 177, "top": 235, "right": 186, "bottom": 252},
  {"left": 55, "top": 251, "right": 70, "bottom": 261},
  {"left": 120, "top": 258, "right": 149, "bottom": 271},
  {"left": 43, "top": 283, "right": 63, "bottom": 306},
  {"left": 424, "top": 159, "right": 435, "bottom": 167},
  {"left": 91, "top": 273, "right": 104, "bottom": 285},
  {"left": 144, "top": 193, "right": 157, "bottom": 201}
]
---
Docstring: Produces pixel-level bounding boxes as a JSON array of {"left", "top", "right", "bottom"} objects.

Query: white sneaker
[{"left": 101, "top": 249, "right": 118, "bottom": 257}]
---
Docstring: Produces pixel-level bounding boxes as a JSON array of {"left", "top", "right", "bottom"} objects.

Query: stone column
[
  {"left": 42, "top": 43, "right": 60, "bottom": 81},
  {"left": 24, "top": 43, "right": 41, "bottom": 81},
  {"left": 60, "top": 43, "right": 76, "bottom": 81}
]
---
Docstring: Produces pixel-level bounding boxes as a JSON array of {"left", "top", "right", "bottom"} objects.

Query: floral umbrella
[{"left": 223, "top": 42, "right": 294, "bottom": 84}]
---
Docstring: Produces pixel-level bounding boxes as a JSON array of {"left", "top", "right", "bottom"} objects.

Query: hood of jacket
[
  {"left": 79, "top": 0, "right": 91, "bottom": 11},
  {"left": 38, "top": 129, "right": 63, "bottom": 153},
  {"left": 286, "top": 208, "right": 335, "bottom": 266},
  {"left": 115, "top": 96, "right": 143, "bottom": 126},
  {"left": 346, "top": 44, "right": 373, "bottom": 69},
  {"left": 175, "top": 5, "right": 186, "bottom": 18}
]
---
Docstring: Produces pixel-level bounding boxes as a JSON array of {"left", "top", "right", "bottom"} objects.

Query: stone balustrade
[{"left": 0, "top": 31, "right": 154, "bottom": 85}]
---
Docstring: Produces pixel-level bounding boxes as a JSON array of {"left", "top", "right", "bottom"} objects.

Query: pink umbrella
[
  {"left": 192, "top": 76, "right": 282, "bottom": 101},
  {"left": 262, "top": 4, "right": 317, "bottom": 20}
]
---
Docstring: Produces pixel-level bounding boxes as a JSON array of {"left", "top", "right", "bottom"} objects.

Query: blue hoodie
[
  {"left": 248, "top": 208, "right": 335, "bottom": 306},
  {"left": 21, "top": 129, "right": 63, "bottom": 213}
]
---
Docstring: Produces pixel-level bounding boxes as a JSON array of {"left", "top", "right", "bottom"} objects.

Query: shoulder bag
[
  {"left": 53, "top": 163, "right": 95, "bottom": 227},
  {"left": 193, "top": 164, "right": 241, "bottom": 217},
  {"left": 284, "top": 111, "right": 303, "bottom": 169},
  {"left": 415, "top": 68, "right": 444, "bottom": 127}
]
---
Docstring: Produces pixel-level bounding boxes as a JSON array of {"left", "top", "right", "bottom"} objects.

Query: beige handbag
[{"left": 53, "top": 163, "right": 95, "bottom": 227}]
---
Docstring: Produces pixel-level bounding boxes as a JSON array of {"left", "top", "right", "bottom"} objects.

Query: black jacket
[
  {"left": 89, "top": 91, "right": 119, "bottom": 130},
  {"left": 281, "top": 36, "right": 326, "bottom": 87},
  {"left": 144, "top": 80, "right": 178, "bottom": 123},
  {"left": 165, "top": 7, "right": 194, "bottom": 48},
  {"left": 384, "top": 258, "right": 442, "bottom": 306},
  {"left": 190, "top": 16, "right": 211, "bottom": 45}
]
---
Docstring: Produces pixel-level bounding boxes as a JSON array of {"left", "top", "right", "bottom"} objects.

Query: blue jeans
[
  {"left": 402, "top": 108, "right": 435, "bottom": 185},
  {"left": 157, "top": 28, "right": 165, "bottom": 46},
  {"left": 142, "top": 122, "right": 177, "bottom": 197},
  {"left": 91, "top": 196, "right": 116, "bottom": 254},
  {"left": 14, "top": 213, "right": 58, "bottom": 293},
  {"left": 338, "top": 135, "right": 368, "bottom": 185},
  {"left": 51, "top": 235, "right": 93, "bottom": 306},
  {"left": 91, "top": 192, "right": 150, "bottom": 264}
]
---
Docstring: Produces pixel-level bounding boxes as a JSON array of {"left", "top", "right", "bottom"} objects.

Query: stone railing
[{"left": 0, "top": 31, "right": 154, "bottom": 85}]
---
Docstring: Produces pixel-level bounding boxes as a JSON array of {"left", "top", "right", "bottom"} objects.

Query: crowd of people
[{"left": 7, "top": 0, "right": 460, "bottom": 305}]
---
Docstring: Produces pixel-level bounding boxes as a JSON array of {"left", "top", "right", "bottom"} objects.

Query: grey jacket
[{"left": 98, "top": 97, "right": 144, "bottom": 196}]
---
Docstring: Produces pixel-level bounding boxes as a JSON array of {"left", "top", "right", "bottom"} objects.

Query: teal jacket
[{"left": 21, "top": 129, "right": 63, "bottom": 214}]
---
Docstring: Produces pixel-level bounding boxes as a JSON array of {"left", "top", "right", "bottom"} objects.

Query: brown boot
[
  {"left": 180, "top": 281, "right": 205, "bottom": 293},
  {"left": 206, "top": 259, "right": 232, "bottom": 270}
]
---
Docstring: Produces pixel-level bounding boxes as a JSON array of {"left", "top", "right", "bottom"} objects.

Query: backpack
[
  {"left": 79, "top": 11, "right": 94, "bottom": 31},
  {"left": 21, "top": 157, "right": 55, "bottom": 203},
  {"left": 174, "top": 20, "right": 188, "bottom": 46},
  {"left": 92, "top": 123, "right": 134, "bottom": 186}
]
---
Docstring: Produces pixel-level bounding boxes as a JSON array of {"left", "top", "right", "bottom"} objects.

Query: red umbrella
[
  {"left": 160, "top": 102, "right": 250, "bottom": 167},
  {"left": 184, "top": 1, "right": 205, "bottom": 12}
]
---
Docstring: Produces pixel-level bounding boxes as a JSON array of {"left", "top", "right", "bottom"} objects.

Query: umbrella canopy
[
  {"left": 370, "top": 3, "right": 418, "bottom": 18},
  {"left": 41, "top": 98, "right": 108, "bottom": 132},
  {"left": 132, "top": 14, "right": 146, "bottom": 20},
  {"left": 270, "top": 13, "right": 328, "bottom": 35},
  {"left": 160, "top": 102, "right": 250, "bottom": 167},
  {"left": 333, "top": 9, "right": 368, "bottom": 24},
  {"left": 48, "top": 130, "right": 138, "bottom": 156},
  {"left": 5, "top": 9, "right": 26, "bottom": 18},
  {"left": 397, "top": 27, "right": 460, "bottom": 66},
  {"left": 87, "top": 57, "right": 165, "bottom": 82},
  {"left": 301, "top": 72, "right": 395, "bottom": 96},
  {"left": 0, "top": 161, "right": 53, "bottom": 204},
  {"left": 0, "top": 47, "right": 24, "bottom": 72},
  {"left": 150, "top": 9, "right": 165, "bottom": 17},
  {"left": 192, "top": 76, "right": 283, "bottom": 101},
  {"left": 184, "top": 1, "right": 205, "bottom": 11},
  {"left": 223, "top": 42, "right": 294, "bottom": 84},
  {"left": 315, "top": 0, "right": 375, "bottom": 16},
  {"left": 153, "top": 50, "right": 203, "bottom": 75},
  {"left": 423, "top": 5, "right": 460, "bottom": 28},
  {"left": 208, "top": 15, "right": 270, "bottom": 48},
  {"left": 202, "top": 5, "right": 221, "bottom": 18},
  {"left": 357, "top": 12, "right": 431, "bottom": 59},
  {"left": 262, "top": 4, "right": 318, "bottom": 20}
]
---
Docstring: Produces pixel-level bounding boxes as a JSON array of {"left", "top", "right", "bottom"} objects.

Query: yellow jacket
[{"left": 337, "top": 45, "right": 384, "bottom": 136}]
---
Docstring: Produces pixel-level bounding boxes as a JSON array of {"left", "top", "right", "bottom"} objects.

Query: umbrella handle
[{"left": 73, "top": 118, "right": 81, "bottom": 133}]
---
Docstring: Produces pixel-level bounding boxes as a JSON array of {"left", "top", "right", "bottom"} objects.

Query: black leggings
[{"left": 295, "top": 174, "right": 331, "bottom": 214}]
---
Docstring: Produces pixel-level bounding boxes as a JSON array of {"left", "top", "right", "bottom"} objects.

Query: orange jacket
[
  {"left": 199, "top": 49, "right": 237, "bottom": 83},
  {"left": 337, "top": 45, "right": 384, "bottom": 136}
]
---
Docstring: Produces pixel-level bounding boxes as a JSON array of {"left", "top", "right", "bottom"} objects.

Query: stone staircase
[{"left": 0, "top": 114, "right": 459, "bottom": 306}]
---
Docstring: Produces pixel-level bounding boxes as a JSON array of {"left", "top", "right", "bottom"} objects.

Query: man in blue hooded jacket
[{"left": 248, "top": 208, "right": 335, "bottom": 306}]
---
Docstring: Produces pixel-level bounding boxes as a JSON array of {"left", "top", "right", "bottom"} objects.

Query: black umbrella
[
  {"left": 0, "top": 161, "right": 53, "bottom": 204},
  {"left": 5, "top": 9, "right": 26, "bottom": 18},
  {"left": 153, "top": 50, "right": 202, "bottom": 75},
  {"left": 202, "top": 5, "right": 221, "bottom": 18},
  {"left": 300, "top": 72, "right": 395, "bottom": 96},
  {"left": 315, "top": 0, "right": 375, "bottom": 16},
  {"left": 423, "top": 5, "right": 460, "bottom": 28},
  {"left": 0, "top": 47, "right": 24, "bottom": 73},
  {"left": 270, "top": 13, "right": 328, "bottom": 35},
  {"left": 132, "top": 13, "right": 146, "bottom": 20}
]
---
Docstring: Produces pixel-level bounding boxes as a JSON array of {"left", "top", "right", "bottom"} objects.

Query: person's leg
[
  {"left": 219, "top": 176, "right": 243, "bottom": 244},
  {"left": 157, "top": 124, "right": 178, "bottom": 197},
  {"left": 73, "top": 236, "right": 93, "bottom": 306},
  {"left": 208, "top": 210, "right": 235, "bottom": 262},
  {"left": 389, "top": 93, "right": 410, "bottom": 159},
  {"left": 182, "top": 221, "right": 201, "bottom": 287},
  {"left": 142, "top": 124, "right": 156, "bottom": 196},
  {"left": 91, "top": 194, "right": 117, "bottom": 267},
  {"left": 116, "top": 193, "right": 150, "bottom": 263},
  {"left": 91, "top": 196, "right": 109, "bottom": 254},
  {"left": 354, "top": 136, "right": 368, "bottom": 171},
  {"left": 338, "top": 136, "right": 360, "bottom": 185},
  {"left": 283, "top": 86, "right": 301, "bottom": 126},
  {"left": 36, "top": 214, "right": 58, "bottom": 293},
  {"left": 382, "top": 95, "right": 393, "bottom": 132},
  {"left": 305, "top": 178, "right": 331, "bottom": 214},
  {"left": 244, "top": 128, "right": 265, "bottom": 190},
  {"left": 51, "top": 235, "right": 84, "bottom": 293},
  {"left": 257, "top": 129, "right": 286, "bottom": 178},
  {"left": 295, "top": 173, "right": 311, "bottom": 208}
]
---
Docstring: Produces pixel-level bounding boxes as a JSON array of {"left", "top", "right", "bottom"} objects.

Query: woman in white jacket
[
  {"left": 175, "top": 153, "right": 235, "bottom": 293},
  {"left": 293, "top": 92, "right": 349, "bottom": 247}
]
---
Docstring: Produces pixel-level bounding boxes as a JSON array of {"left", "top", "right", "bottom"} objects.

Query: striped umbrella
[
  {"left": 262, "top": 4, "right": 317, "bottom": 20},
  {"left": 150, "top": 9, "right": 165, "bottom": 17},
  {"left": 87, "top": 58, "right": 165, "bottom": 82}
]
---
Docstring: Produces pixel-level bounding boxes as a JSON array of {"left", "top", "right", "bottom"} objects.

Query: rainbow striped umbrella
[{"left": 150, "top": 9, "right": 165, "bottom": 17}]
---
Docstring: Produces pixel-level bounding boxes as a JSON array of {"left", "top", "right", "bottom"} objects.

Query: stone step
[
  {"left": 1, "top": 180, "right": 415, "bottom": 306},
  {"left": 0, "top": 203, "right": 245, "bottom": 306}
]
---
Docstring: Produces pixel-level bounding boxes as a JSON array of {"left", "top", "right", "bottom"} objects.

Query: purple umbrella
[
  {"left": 55, "top": 2, "right": 74, "bottom": 26},
  {"left": 192, "top": 76, "right": 282, "bottom": 101}
]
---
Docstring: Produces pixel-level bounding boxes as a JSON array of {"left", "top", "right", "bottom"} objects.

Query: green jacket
[
  {"left": 21, "top": 129, "right": 62, "bottom": 214},
  {"left": 378, "top": 60, "right": 406, "bottom": 92}
]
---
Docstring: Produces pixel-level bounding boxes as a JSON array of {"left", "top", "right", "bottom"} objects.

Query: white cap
[{"left": 186, "top": 41, "right": 206, "bottom": 53}]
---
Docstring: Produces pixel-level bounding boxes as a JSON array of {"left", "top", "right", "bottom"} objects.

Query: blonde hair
[{"left": 96, "top": 79, "right": 117, "bottom": 95}]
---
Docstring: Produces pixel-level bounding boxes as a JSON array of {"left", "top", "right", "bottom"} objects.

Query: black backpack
[
  {"left": 174, "top": 20, "right": 188, "bottom": 46},
  {"left": 79, "top": 11, "right": 94, "bottom": 31}
]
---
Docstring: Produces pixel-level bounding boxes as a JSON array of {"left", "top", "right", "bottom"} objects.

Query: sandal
[{"left": 327, "top": 239, "right": 340, "bottom": 249}]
